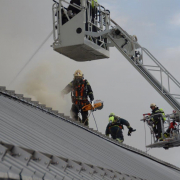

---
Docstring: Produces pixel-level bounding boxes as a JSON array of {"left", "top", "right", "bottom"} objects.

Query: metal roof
[
  {"left": 0, "top": 86, "right": 180, "bottom": 180},
  {"left": 0, "top": 142, "right": 144, "bottom": 180}
]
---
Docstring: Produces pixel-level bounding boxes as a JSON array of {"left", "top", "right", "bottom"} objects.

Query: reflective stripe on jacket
[
  {"left": 92, "top": 0, "right": 98, "bottom": 8},
  {"left": 151, "top": 107, "right": 166, "bottom": 122}
]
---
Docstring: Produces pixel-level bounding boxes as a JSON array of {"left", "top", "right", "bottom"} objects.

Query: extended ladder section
[{"left": 106, "top": 19, "right": 180, "bottom": 120}]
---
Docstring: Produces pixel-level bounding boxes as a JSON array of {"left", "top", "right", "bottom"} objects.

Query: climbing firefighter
[
  {"left": 150, "top": 103, "right": 166, "bottom": 141},
  {"left": 61, "top": 70, "right": 94, "bottom": 126},
  {"left": 105, "top": 113, "right": 135, "bottom": 143}
]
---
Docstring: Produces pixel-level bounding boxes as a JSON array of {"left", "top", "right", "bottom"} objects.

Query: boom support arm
[
  {"left": 52, "top": 0, "right": 180, "bottom": 117},
  {"left": 102, "top": 19, "right": 180, "bottom": 120}
]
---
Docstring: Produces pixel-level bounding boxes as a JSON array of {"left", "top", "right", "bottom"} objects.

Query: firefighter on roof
[
  {"left": 61, "top": 70, "right": 94, "bottom": 126},
  {"left": 105, "top": 113, "right": 135, "bottom": 143}
]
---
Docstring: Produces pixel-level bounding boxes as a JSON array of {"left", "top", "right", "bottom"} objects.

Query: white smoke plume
[{"left": 17, "top": 62, "right": 71, "bottom": 116}]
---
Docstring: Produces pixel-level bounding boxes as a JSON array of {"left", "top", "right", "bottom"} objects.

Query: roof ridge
[{"left": 0, "top": 86, "right": 180, "bottom": 172}]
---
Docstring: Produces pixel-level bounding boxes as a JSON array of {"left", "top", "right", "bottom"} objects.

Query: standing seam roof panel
[{"left": 0, "top": 94, "right": 180, "bottom": 180}]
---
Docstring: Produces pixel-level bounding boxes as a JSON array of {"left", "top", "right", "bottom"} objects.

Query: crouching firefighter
[
  {"left": 105, "top": 113, "right": 135, "bottom": 143},
  {"left": 61, "top": 70, "right": 94, "bottom": 126}
]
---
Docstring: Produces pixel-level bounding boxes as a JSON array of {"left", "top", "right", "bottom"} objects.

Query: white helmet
[
  {"left": 150, "top": 103, "right": 156, "bottom": 108},
  {"left": 132, "top": 35, "right": 138, "bottom": 42}
]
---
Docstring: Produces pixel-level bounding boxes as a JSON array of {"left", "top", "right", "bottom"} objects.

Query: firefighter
[
  {"left": 105, "top": 113, "right": 135, "bottom": 143},
  {"left": 67, "top": 0, "right": 81, "bottom": 16},
  {"left": 61, "top": 70, "right": 94, "bottom": 126},
  {"left": 150, "top": 103, "right": 166, "bottom": 141},
  {"left": 67, "top": 0, "right": 98, "bottom": 16},
  {"left": 91, "top": 0, "right": 98, "bottom": 32},
  {"left": 164, "top": 120, "right": 177, "bottom": 138}
]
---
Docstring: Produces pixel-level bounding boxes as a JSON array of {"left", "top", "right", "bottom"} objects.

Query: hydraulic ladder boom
[
  {"left": 106, "top": 19, "right": 180, "bottom": 119},
  {"left": 52, "top": 0, "right": 180, "bottom": 119}
]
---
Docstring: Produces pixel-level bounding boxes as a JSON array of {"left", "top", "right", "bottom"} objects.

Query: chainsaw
[{"left": 82, "top": 100, "right": 103, "bottom": 111}]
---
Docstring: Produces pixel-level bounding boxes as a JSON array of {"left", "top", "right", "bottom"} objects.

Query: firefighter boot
[
  {"left": 116, "top": 138, "right": 124, "bottom": 143},
  {"left": 164, "top": 132, "right": 170, "bottom": 138},
  {"left": 158, "top": 133, "right": 164, "bottom": 141},
  {"left": 155, "top": 135, "right": 159, "bottom": 142}
]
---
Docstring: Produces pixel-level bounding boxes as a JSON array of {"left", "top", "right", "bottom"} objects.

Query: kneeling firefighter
[
  {"left": 61, "top": 70, "right": 94, "bottom": 126},
  {"left": 105, "top": 113, "right": 135, "bottom": 143}
]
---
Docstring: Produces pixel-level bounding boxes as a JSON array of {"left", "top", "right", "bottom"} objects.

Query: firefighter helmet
[
  {"left": 109, "top": 112, "right": 115, "bottom": 117},
  {"left": 150, "top": 103, "right": 156, "bottom": 108},
  {"left": 109, "top": 116, "right": 114, "bottom": 123},
  {"left": 74, "top": 70, "right": 83, "bottom": 77}
]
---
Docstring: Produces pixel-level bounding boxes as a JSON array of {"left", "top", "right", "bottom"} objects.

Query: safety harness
[
  {"left": 71, "top": 80, "right": 88, "bottom": 106},
  {"left": 109, "top": 116, "right": 123, "bottom": 130}
]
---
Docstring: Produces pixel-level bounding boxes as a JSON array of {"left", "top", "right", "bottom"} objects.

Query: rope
[
  {"left": 151, "top": 129, "right": 152, "bottom": 144},
  {"left": 144, "top": 121, "right": 151, "bottom": 153},
  {"left": 9, "top": 30, "right": 53, "bottom": 86},
  {"left": 92, "top": 111, "right": 98, "bottom": 131},
  {"left": 82, "top": 102, "right": 99, "bottom": 130},
  {"left": 144, "top": 122, "right": 147, "bottom": 153},
  {"left": 83, "top": 110, "right": 92, "bottom": 125}
]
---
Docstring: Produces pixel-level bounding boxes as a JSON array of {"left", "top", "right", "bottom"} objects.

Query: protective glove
[
  {"left": 91, "top": 100, "right": 94, "bottom": 107},
  {"left": 128, "top": 127, "right": 136, "bottom": 136}
]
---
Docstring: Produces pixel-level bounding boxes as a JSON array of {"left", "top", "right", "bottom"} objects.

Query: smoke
[{"left": 18, "top": 62, "right": 71, "bottom": 116}]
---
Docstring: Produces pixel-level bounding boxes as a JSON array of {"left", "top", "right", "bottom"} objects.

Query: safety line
[
  {"left": 9, "top": 31, "right": 53, "bottom": 86},
  {"left": 92, "top": 111, "right": 98, "bottom": 131}
]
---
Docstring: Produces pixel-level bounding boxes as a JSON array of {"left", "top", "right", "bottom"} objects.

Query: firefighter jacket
[
  {"left": 151, "top": 107, "right": 166, "bottom": 124},
  {"left": 61, "top": 79, "right": 94, "bottom": 103},
  {"left": 68, "top": 0, "right": 97, "bottom": 14},
  {"left": 92, "top": 0, "right": 98, "bottom": 8},
  {"left": 105, "top": 117, "right": 130, "bottom": 136}
]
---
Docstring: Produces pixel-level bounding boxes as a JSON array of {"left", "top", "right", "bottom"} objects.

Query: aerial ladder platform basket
[
  {"left": 141, "top": 113, "right": 180, "bottom": 149},
  {"left": 52, "top": 0, "right": 110, "bottom": 61}
]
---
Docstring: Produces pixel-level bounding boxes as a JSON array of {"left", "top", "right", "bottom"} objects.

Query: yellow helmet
[
  {"left": 74, "top": 70, "right": 83, "bottom": 77},
  {"left": 109, "top": 112, "right": 115, "bottom": 117},
  {"left": 109, "top": 116, "right": 114, "bottom": 123}
]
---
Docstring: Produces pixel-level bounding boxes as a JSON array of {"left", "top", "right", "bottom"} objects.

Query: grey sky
[{"left": 0, "top": 0, "right": 180, "bottom": 167}]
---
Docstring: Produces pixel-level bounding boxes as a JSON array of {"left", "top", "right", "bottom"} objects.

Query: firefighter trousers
[
  {"left": 70, "top": 103, "right": 89, "bottom": 126},
  {"left": 110, "top": 126, "right": 124, "bottom": 141},
  {"left": 153, "top": 120, "right": 162, "bottom": 138}
]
